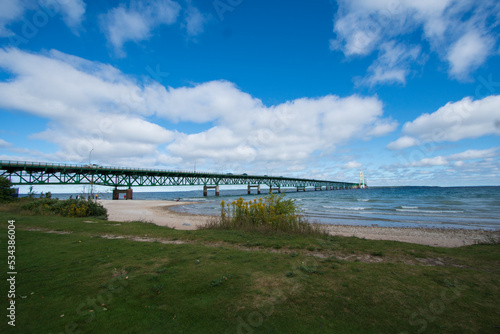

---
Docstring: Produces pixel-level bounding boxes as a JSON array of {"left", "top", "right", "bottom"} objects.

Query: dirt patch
[
  {"left": 95, "top": 234, "right": 186, "bottom": 245},
  {"left": 23, "top": 228, "right": 71, "bottom": 235}
]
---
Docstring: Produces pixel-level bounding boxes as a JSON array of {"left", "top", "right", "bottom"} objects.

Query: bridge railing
[
  {"left": 0, "top": 160, "right": 84, "bottom": 169},
  {"left": 0, "top": 160, "right": 268, "bottom": 178}
]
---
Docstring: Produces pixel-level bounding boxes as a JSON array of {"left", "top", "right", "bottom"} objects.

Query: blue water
[{"left": 50, "top": 186, "right": 500, "bottom": 230}]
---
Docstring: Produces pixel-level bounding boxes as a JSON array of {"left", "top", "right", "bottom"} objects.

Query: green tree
[{"left": 0, "top": 176, "right": 15, "bottom": 202}]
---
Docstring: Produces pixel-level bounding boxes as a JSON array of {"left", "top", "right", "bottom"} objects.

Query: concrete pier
[
  {"left": 315, "top": 186, "right": 322, "bottom": 191},
  {"left": 296, "top": 186, "right": 306, "bottom": 192},
  {"left": 269, "top": 187, "right": 281, "bottom": 193},
  {"left": 203, "top": 185, "right": 219, "bottom": 196},
  {"left": 112, "top": 188, "right": 133, "bottom": 200},
  {"left": 247, "top": 184, "right": 261, "bottom": 194}
]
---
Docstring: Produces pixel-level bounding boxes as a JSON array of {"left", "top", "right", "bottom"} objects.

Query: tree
[{"left": 0, "top": 176, "right": 15, "bottom": 202}]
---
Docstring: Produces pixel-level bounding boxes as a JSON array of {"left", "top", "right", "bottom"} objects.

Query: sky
[{"left": 0, "top": 0, "right": 499, "bottom": 189}]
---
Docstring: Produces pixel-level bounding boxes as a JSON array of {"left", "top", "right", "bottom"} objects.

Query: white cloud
[
  {"left": 331, "top": 0, "right": 500, "bottom": 84},
  {"left": 0, "top": 0, "right": 25, "bottom": 37},
  {"left": 0, "top": 138, "right": 12, "bottom": 148},
  {"left": 0, "top": 48, "right": 397, "bottom": 171},
  {"left": 447, "top": 148, "right": 498, "bottom": 161},
  {"left": 145, "top": 80, "right": 262, "bottom": 123},
  {"left": 0, "top": 48, "right": 173, "bottom": 164},
  {"left": 343, "top": 161, "right": 362, "bottom": 169},
  {"left": 405, "top": 148, "right": 498, "bottom": 167},
  {"left": 408, "top": 156, "right": 448, "bottom": 167},
  {"left": 366, "top": 119, "right": 399, "bottom": 136},
  {"left": 184, "top": 5, "right": 209, "bottom": 36},
  {"left": 399, "top": 95, "right": 500, "bottom": 146},
  {"left": 388, "top": 95, "right": 500, "bottom": 151},
  {"left": 100, "top": 0, "right": 181, "bottom": 56},
  {"left": 360, "top": 42, "right": 422, "bottom": 86},
  {"left": 387, "top": 136, "right": 419, "bottom": 150},
  {"left": 51, "top": 0, "right": 86, "bottom": 31},
  {"left": 447, "top": 30, "right": 494, "bottom": 79},
  {"left": 0, "top": 0, "right": 85, "bottom": 37},
  {"left": 164, "top": 92, "right": 395, "bottom": 165}
]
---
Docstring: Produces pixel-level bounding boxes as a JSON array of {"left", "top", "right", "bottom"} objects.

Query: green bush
[
  {"left": 21, "top": 198, "right": 107, "bottom": 218},
  {"left": 0, "top": 176, "right": 16, "bottom": 202},
  {"left": 202, "top": 193, "right": 325, "bottom": 236}
]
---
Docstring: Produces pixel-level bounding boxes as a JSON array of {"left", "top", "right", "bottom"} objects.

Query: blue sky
[{"left": 0, "top": 0, "right": 499, "bottom": 187}]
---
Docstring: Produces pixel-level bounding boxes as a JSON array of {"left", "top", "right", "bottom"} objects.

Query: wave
[
  {"left": 357, "top": 199, "right": 369, "bottom": 202},
  {"left": 323, "top": 206, "right": 367, "bottom": 211},
  {"left": 401, "top": 206, "right": 418, "bottom": 209},
  {"left": 396, "top": 208, "right": 464, "bottom": 214}
]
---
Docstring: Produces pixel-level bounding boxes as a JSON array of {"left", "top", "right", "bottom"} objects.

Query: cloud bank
[{"left": 0, "top": 48, "right": 396, "bottom": 172}]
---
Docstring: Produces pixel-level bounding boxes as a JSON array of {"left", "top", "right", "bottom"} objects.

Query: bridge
[{"left": 0, "top": 160, "right": 363, "bottom": 199}]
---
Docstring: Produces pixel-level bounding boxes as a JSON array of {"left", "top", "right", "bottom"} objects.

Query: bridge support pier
[
  {"left": 248, "top": 184, "right": 261, "bottom": 194},
  {"left": 112, "top": 188, "right": 133, "bottom": 200},
  {"left": 315, "top": 186, "right": 322, "bottom": 191},
  {"left": 203, "top": 185, "right": 219, "bottom": 196},
  {"left": 269, "top": 187, "right": 281, "bottom": 194},
  {"left": 296, "top": 186, "right": 306, "bottom": 192}
]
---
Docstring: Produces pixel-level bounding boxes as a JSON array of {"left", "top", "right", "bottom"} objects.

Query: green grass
[{"left": 0, "top": 210, "right": 499, "bottom": 333}]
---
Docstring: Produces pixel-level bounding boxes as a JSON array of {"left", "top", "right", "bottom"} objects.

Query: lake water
[{"left": 51, "top": 186, "right": 500, "bottom": 230}]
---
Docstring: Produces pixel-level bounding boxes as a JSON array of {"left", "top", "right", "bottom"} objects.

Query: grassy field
[{"left": 1, "top": 210, "right": 499, "bottom": 333}]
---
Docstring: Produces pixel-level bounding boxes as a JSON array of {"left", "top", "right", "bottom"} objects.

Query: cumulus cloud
[
  {"left": 446, "top": 30, "right": 495, "bottom": 79},
  {"left": 387, "top": 136, "right": 419, "bottom": 150},
  {"left": 0, "top": 47, "right": 174, "bottom": 163},
  {"left": 100, "top": 0, "right": 181, "bottom": 56},
  {"left": 389, "top": 95, "right": 500, "bottom": 149},
  {"left": 164, "top": 92, "right": 397, "bottom": 166},
  {"left": 0, "top": 48, "right": 396, "bottom": 170},
  {"left": 331, "top": 0, "right": 500, "bottom": 84}
]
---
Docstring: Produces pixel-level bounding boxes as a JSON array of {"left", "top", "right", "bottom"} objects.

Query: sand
[
  {"left": 99, "top": 200, "right": 209, "bottom": 230},
  {"left": 99, "top": 200, "right": 500, "bottom": 248}
]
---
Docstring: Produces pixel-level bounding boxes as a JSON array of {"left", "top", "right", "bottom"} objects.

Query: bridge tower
[{"left": 359, "top": 172, "right": 366, "bottom": 189}]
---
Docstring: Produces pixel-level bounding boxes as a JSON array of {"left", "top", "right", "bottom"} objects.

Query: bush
[
  {"left": 21, "top": 198, "right": 107, "bottom": 218},
  {"left": 202, "top": 193, "right": 325, "bottom": 236},
  {"left": 0, "top": 176, "right": 16, "bottom": 202}
]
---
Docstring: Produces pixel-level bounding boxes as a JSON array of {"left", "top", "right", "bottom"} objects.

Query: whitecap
[{"left": 396, "top": 208, "right": 464, "bottom": 214}]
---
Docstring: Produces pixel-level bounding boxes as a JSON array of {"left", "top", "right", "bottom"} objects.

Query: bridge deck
[{"left": 0, "top": 160, "right": 360, "bottom": 190}]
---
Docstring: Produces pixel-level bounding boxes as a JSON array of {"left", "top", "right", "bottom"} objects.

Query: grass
[{"left": 0, "top": 208, "right": 499, "bottom": 333}]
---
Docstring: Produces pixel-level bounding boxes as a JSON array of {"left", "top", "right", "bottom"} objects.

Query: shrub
[
  {"left": 21, "top": 198, "right": 107, "bottom": 219},
  {"left": 0, "top": 176, "right": 16, "bottom": 202},
  {"left": 202, "top": 193, "right": 326, "bottom": 236}
]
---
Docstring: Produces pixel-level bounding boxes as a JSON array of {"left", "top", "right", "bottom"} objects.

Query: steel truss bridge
[{"left": 0, "top": 161, "right": 362, "bottom": 199}]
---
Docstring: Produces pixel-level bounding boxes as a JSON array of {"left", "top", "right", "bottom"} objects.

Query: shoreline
[{"left": 99, "top": 200, "right": 500, "bottom": 248}]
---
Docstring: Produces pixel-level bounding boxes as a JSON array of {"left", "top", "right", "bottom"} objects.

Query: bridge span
[{"left": 0, "top": 161, "right": 362, "bottom": 199}]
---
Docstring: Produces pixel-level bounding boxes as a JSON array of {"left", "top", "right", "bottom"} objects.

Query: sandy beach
[
  {"left": 100, "top": 200, "right": 500, "bottom": 248},
  {"left": 100, "top": 200, "right": 210, "bottom": 230}
]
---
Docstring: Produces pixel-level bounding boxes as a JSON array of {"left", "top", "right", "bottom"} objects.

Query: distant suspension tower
[{"left": 359, "top": 172, "right": 366, "bottom": 188}]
